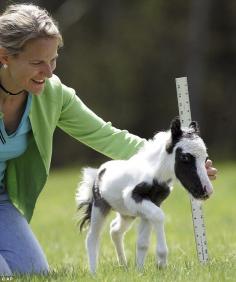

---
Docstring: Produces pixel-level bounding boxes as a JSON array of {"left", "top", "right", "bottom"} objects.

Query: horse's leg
[
  {"left": 110, "top": 213, "right": 134, "bottom": 266},
  {"left": 137, "top": 200, "right": 168, "bottom": 268},
  {"left": 155, "top": 219, "right": 168, "bottom": 268},
  {"left": 136, "top": 218, "right": 152, "bottom": 269},
  {"left": 86, "top": 205, "right": 109, "bottom": 274}
]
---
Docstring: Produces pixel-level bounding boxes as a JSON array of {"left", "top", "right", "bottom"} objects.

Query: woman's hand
[{"left": 205, "top": 159, "right": 217, "bottom": 180}]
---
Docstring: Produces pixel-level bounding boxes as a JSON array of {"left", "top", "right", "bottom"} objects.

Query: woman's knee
[
  {"left": 5, "top": 249, "right": 50, "bottom": 275},
  {"left": 0, "top": 254, "right": 12, "bottom": 276}
]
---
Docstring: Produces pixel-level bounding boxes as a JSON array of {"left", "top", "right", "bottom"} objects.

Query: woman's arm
[{"left": 57, "top": 84, "right": 146, "bottom": 160}]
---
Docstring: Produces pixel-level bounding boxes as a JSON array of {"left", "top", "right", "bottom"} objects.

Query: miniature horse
[{"left": 76, "top": 118, "right": 213, "bottom": 273}]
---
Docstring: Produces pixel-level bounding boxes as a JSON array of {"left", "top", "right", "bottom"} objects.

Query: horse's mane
[
  {"left": 130, "top": 130, "right": 171, "bottom": 162},
  {"left": 131, "top": 127, "right": 201, "bottom": 163}
]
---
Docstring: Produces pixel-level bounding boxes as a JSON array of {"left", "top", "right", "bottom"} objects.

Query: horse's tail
[{"left": 76, "top": 167, "right": 98, "bottom": 231}]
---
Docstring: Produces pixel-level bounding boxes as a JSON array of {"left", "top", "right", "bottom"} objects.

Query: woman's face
[{"left": 2, "top": 37, "right": 59, "bottom": 95}]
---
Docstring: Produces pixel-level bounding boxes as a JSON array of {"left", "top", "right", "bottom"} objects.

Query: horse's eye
[{"left": 180, "top": 153, "right": 191, "bottom": 163}]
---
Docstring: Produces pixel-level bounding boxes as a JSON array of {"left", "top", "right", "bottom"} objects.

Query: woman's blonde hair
[{"left": 0, "top": 3, "right": 63, "bottom": 56}]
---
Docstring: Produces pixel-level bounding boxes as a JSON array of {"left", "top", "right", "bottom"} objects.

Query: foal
[{"left": 76, "top": 118, "right": 213, "bottom": 273}]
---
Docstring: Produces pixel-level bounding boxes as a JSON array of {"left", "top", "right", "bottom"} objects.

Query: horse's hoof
[
  {"left": 157, "top": 261, "right": 167, "bottom": 269},
  {"left": 136, "top": 265, "right": 144, "bottom": 272}
]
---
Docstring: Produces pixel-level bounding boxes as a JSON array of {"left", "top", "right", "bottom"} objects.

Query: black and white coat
[{"left": 76, "top": 118, "right": 213, "bottom": 274}]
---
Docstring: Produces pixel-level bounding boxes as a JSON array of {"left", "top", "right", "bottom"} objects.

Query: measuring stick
[{"left": 175, "top": 77, "right": 208, "bottom": 264}]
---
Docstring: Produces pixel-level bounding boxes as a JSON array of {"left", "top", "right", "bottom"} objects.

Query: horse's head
[{"left": 167, "top": 117, "right": 213, "bottom": 200}]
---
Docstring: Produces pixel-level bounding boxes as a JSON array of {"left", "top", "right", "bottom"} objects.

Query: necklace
[{"left": 0, "top": 82, "right": 25, "bottom": 96}]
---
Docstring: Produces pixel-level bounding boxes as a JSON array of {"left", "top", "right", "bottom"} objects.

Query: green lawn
[{"left": 15, "top": 162, "right": 236, "bottom": 281}]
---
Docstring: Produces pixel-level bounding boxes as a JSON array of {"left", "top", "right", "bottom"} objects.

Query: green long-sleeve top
[{"left": 5, "top": 75, "right": 145, "bottom": 222}]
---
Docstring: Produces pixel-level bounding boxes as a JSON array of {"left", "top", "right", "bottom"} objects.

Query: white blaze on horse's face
[{"left": 174, "top": 134, "right": 213, "bottom": 200}]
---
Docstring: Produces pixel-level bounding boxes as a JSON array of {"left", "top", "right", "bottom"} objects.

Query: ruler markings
[{"left": 175, "top": 77, "right": 208, "bottom": 264}]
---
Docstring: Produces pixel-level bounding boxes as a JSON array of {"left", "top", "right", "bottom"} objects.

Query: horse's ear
[
  {"left": 170, "top": 117, "right": 183, "bottom": 140},
  {"left": 166, "top": 117, "right": 183, "bottom": 153},
  {"left": 189, "top": 121, "right": 200, "bottom": 135}
]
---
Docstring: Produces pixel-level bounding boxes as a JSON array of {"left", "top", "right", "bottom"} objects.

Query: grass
[{"left": 11, "top": 162, "right": 236, "bottom": 281}]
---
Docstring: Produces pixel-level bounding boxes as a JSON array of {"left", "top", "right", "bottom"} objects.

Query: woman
[{"left": 0, "top": 3, "right": 217, "bottom": 276}]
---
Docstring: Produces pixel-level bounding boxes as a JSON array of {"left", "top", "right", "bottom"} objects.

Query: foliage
[{"left": 0, "top": 0, "right": 236, "bottom": 165}]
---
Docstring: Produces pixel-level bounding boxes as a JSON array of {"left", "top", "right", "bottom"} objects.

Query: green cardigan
[{"left": 5, "top": 75, "right": 145, "bottom": 222}]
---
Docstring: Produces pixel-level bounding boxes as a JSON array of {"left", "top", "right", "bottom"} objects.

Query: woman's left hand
[{"left": 205, "top": 159, "right": 217, "bottom": 180}]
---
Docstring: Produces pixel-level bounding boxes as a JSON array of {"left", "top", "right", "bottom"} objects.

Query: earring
[{"left": 3, "top": 64, "right": 8, "bottom": 69}]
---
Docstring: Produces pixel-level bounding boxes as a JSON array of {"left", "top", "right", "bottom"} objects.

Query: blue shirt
[{"left": 0, "top": 94, "right": 32, "bottom": 193}]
